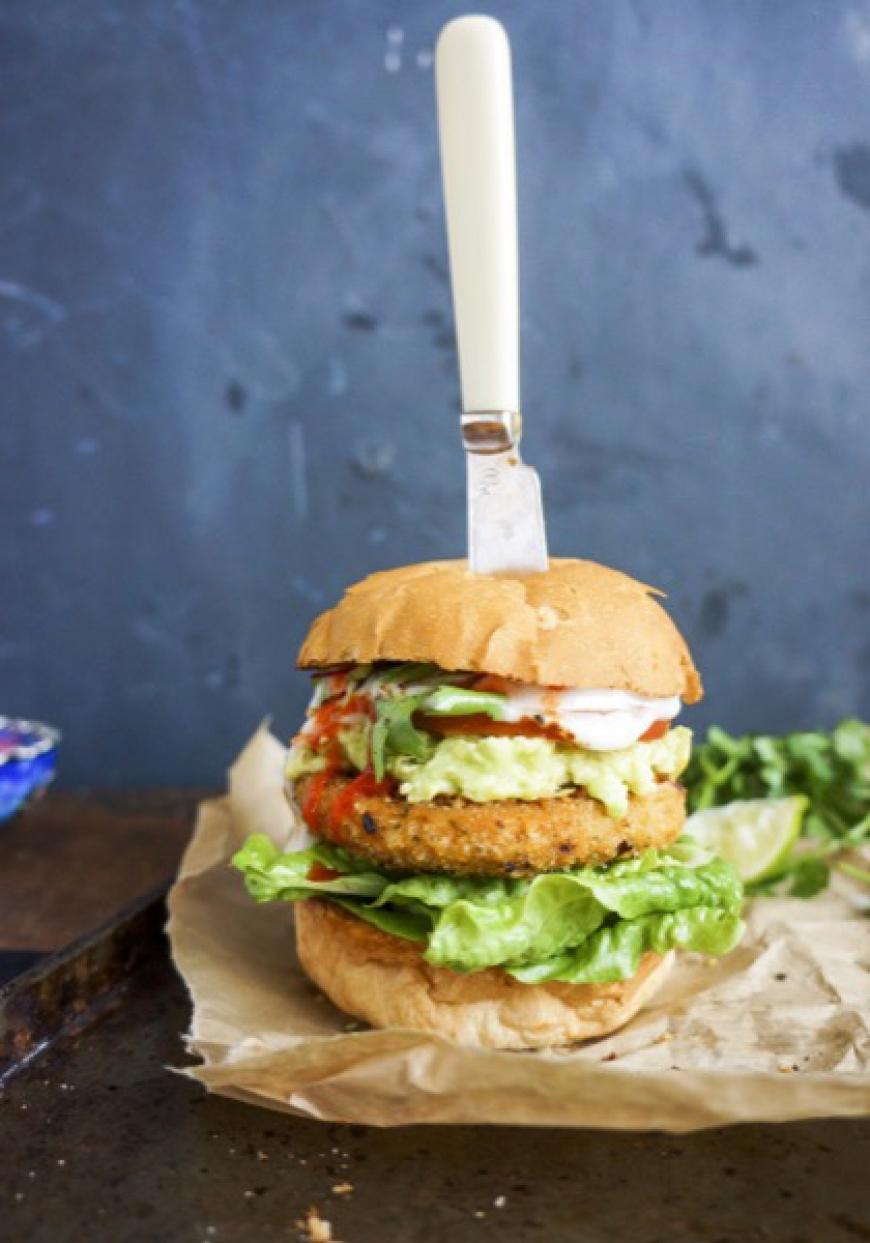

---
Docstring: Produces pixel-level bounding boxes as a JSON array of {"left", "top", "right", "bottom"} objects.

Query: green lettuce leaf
[
  {"left": 231, "top": 834, "right": 386, "bottom": 902},
  {"left": 329, "top": 897, "right": 433, "bottom": 942},
  {"left": 232, "top": 835, "right": 744, "bottom": 984},
  {"left": 376, "top": 851, "right": 741, "bottom": 973},
  {"left": 509, "top": 906, "right": 744, "bottom": 984}
]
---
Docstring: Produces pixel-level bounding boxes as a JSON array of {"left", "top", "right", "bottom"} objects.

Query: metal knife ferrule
[{"left": 461, "top": 410, "right": 522, "bottom": 455}]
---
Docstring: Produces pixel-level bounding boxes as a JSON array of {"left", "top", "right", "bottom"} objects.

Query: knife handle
[{"left": 436, "top": 16, "right": 519, "bottom": 416}]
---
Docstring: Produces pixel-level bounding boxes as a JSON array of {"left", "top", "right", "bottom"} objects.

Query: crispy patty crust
[{"left": 294, "top": 775, "right": 686, "bottom": 876}]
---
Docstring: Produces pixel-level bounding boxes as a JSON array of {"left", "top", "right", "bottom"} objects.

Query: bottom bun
[{"left": 295, "top": 900, "right": 673, "bottom": 1050}]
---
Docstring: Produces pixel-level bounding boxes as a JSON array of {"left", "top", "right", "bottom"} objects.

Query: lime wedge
[{"left": 683, "top": 796, "right": 809, "bottom": 884}]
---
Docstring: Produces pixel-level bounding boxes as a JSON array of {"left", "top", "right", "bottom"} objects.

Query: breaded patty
[{"left": 294, "top": 775, "right": 686, "bottom": 876}]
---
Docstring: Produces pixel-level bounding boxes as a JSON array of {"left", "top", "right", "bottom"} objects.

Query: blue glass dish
[{"left": 0, "top": 717, "right": 60, "bottom": 823}]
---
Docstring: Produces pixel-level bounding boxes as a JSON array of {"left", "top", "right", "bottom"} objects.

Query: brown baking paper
[{"left": 167, "top": 726, "right": 870, "bottom": 1129}]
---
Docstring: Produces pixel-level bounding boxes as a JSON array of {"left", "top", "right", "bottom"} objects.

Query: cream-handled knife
[{"left": 436, "top": 15, "right": 548, "bottom": 575}]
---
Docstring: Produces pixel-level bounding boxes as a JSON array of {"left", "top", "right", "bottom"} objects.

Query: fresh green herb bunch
[{"left": 684, "top": 719, "right": 870, "bottom": 896}]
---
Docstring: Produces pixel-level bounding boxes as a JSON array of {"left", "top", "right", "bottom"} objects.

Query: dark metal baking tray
[{"left": 0, "top": 897, "right": 868, "bottom": 1242}]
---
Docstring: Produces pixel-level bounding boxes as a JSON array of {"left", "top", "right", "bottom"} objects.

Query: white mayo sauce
[{"left": 498, "top": 686, "right": 682, "bottom": 751}]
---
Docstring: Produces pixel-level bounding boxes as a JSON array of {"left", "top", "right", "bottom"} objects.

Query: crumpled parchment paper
[{"left": 167, "top": 726, "right": 870, "bottom": 1129}]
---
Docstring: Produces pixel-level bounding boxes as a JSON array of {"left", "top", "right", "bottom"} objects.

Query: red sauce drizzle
[
  {"left": 307, "top": 862, "right": 342, "bottom": 883},
  {"left": 307, "top": 694, "right": 375, "bottom": 749},
  {"left": 330, "top": 769, "right": 395, "bottom": 829},
  {"left": 301, "top": 769, "right": 334, "bottom": 828}
]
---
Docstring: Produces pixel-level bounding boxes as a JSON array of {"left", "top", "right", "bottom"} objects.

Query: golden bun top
[{"left": 298, "top": 559, "right": 702, "bottom": 702}]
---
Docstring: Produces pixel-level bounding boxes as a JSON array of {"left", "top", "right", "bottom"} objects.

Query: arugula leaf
[
  {"left": 370, "top": 695, "right": 432, "bottom": 779},
  {"left": 785, "top": 855, "right": 831, "bottom": 899},
  {"left": 369, "top": 683, "right": 508, "bottom": 778},
  {"left": 375, "top": 662, "right": 442, "bottom": 686},
  {"left": 422, "top": 686, "right": 507, "bottom": 719}
]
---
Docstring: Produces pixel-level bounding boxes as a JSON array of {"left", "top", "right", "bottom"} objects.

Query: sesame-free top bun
[
  {"left": 299, "top": 559, "right": 702, "bottom": 702},
  {"left": 295, "top": 900, "right": 674, "bottom": 1050}
]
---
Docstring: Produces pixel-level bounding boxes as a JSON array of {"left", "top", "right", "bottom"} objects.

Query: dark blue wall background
[{"left": 2, "top": 0, "right": 868, "bottom": 786}]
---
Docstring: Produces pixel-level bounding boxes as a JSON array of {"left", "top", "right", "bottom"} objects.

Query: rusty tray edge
[{"left": 0, "top": 887, "right": 168, "bottom": 1083}]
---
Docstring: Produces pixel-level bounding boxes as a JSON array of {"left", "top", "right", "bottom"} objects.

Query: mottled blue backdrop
[{"left": 2, "top": 0, "right": 868, "bottom": 785}]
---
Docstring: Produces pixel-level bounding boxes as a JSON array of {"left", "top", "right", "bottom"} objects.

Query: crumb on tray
[{"left": 298, "top": 1206, "right": 334, "bottom": 1242}]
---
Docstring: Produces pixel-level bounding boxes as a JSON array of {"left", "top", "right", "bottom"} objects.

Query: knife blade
[{"left": 463, "top": 412, "right": 548, "bottom": 576}]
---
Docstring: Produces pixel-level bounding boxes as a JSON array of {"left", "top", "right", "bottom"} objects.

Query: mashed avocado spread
[{"left": 287, "top": 725, "right": 691, "bottom": 819}]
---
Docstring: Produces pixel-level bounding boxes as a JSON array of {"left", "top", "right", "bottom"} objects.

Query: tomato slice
[
  {"left": 415, "top": 712, "right": 569, "bottom": 742},
  {"left": 418, "top": 712, "right": 671, "bottom": 745}
]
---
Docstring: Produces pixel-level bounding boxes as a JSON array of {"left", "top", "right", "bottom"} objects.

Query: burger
[{"left": 233, "top": 559, "right": 744, "bottom": 1049}]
